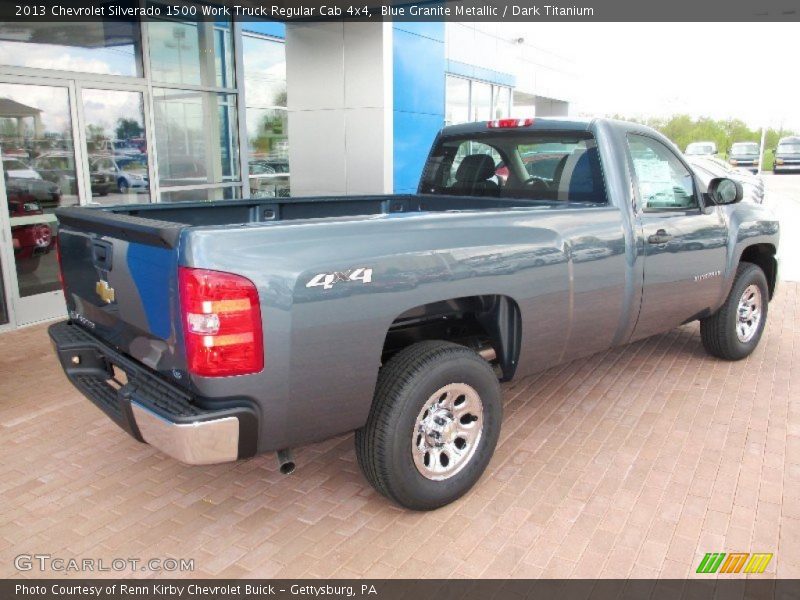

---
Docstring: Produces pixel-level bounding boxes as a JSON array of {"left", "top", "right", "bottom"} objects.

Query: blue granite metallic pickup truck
[{"left": 49, "top": 118, "right": 779, "bottom": 510}]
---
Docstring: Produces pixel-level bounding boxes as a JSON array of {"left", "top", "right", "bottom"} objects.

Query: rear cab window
[{"left": 420, "top": 131, "right": 608, "bottom": 205}]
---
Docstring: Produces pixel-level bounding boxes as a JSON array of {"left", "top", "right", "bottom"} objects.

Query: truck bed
[{"left": 56, "top": 194, "right": 573, "bottom": 249}]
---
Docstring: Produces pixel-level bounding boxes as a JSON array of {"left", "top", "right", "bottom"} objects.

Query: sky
[{"left": 502, "top": 22, "right": 800, "bottom": 131}]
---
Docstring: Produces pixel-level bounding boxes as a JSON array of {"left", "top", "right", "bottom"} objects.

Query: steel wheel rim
[
  {"left": 736, "top": 284, "right": 762, "bottom": 343},
  {"left": 412, "top": 383, "right": 484, "bottom": 481}
]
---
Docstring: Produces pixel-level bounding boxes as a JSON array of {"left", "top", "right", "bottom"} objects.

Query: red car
[{"left": 8, "top": 187, "right": 54, "bottom": 274}]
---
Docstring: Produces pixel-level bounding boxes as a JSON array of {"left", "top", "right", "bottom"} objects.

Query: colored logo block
[{"left": 696, "top": 552, "right": 773, "bottom": 574}]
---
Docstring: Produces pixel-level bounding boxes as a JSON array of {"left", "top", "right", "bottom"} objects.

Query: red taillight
[
  {"left": 178, "top": 266, "right": 263, "bottom": 377},
  {"left": 488, "top": 118, "right": 534, "bottom": 129}
]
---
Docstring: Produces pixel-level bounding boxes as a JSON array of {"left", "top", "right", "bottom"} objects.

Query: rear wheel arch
[{"left": 381, "top": 294, "right": 522, "bottom": 381}]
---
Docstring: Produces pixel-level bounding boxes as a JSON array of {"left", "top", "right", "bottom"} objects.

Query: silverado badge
[{"left": 95, "top": 280, "right": 115, "bottom": 304}]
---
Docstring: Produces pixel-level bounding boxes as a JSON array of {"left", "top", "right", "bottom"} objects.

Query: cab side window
[{"left": 627, "top": 135, "right": 697, "bottom": 210}]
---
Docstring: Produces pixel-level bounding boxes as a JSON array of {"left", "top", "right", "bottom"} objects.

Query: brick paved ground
[{"left": 1, "top": 283, "right": 798, "bottom": 579}]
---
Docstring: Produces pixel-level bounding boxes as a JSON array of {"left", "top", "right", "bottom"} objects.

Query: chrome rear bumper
[
  {"left": 48, "top": 320, "right": 257, "bottom": 465},
  {"left": 131, "top": 403, "right": 240, "bottom": 465}
]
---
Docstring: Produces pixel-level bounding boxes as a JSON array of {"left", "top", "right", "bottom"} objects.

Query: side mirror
[{"left": 707, "top": 177, "right": 743, "bottom": 205}]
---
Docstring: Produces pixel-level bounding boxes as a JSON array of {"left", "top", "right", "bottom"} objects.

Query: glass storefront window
[
  {"left": 470, "top": 81, "right": 492, "bottom": 122},
  {"left": 493, "top": 87, "right": 511, "bottom": 119},
  {"left": 0, "top": 84, "right": 78, "bottom": 209},
  {"left": 0, "top": 82, "right": 73, "bottom": 300},
  {"left": 147, "top": 20, "right": 234, "bottom": 88},
  {"left": 0, "top": 22, "right": 142, "bottom": 77},
  {"left": 445, "top": 76, "right": 470, "bottom": 126},
  {"left": 247, "top": 108, "right": 289, "bottom": 198},
  {"left": 243, "top": 34, "right": 289, "bottom": 198},
  {"left": 447, "top": 77, "right": 514, "bottom": 125},
  {"left": 161, "top": 185, "right": 241, "bottom": 203},
  {"left": 153, "top": 89, "right": 240, "bottom": 188},
  {"left": 242, "top": 35, "right": 286, "bottom": 108},
  {"left": 82, "top": 89, "right": 150, "bottom": 204}
]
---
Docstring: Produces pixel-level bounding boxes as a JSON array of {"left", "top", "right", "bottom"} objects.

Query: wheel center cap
[{"left": 423, "top": 408, "right": 454, "bottom": 447}]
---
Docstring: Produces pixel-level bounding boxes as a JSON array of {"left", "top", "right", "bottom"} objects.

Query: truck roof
[{"left": 441, "top": 117, "right": 595, "bottom": 137}]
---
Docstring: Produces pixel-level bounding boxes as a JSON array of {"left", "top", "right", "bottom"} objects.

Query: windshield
[
  {"left": 777, "top": 143, "right": 800, "bottom": 155},
  {"left": 420, "top": 130, "right": 607, "bottom": 203},
  {"left": 731, "top": 143, "right": 759, "bottom": 155},
  {"left": 686, "top": 143, "right": 714, "bottom": 155}
]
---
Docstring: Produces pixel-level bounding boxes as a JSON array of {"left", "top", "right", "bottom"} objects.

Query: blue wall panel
[
  {"left": 393, "top": 111, "right": 443, "bottom": 194},
  {"left": 242, "top": 21, "right": 286, "bottom": 39},
  {"left": 392, "top": 23, "right": 445, "bottom": 193}
]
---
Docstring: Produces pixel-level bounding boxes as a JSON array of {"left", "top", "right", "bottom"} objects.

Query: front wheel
[
  {"left": 700, "top": 262, "right": 769, "bottom": 360},
  {"left": 355, "top": 341, "right": 502, "bottom": 510}
]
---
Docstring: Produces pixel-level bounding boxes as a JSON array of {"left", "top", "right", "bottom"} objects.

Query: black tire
[
  {"left": 355, "top": 341, "right": 502, "bottom": 510},
  {"left": 16, "top": 257, "right": 40, "bottom": 275},
  {"left": 700, "top": 262, "right": 769, "bottom": 360},
  {"left": 118, "top": 179, "right": 129, "bottom": 194}
]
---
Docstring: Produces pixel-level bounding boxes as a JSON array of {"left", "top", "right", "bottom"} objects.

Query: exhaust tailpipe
[
  {"left": 277, "top": 449, "right": 295, "bottom": 475},
  {"left": 478, "top": 346, "right": 497, "bottom": 362}
]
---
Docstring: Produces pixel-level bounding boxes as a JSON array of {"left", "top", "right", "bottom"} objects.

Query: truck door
[{"left": 627, "top": 133, "right": 728, "bottom": 341}]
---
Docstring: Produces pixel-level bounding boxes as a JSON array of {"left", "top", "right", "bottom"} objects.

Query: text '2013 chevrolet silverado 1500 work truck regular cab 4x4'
[{"left": 50, "top": 118, "right": 779, "bottom": 510}]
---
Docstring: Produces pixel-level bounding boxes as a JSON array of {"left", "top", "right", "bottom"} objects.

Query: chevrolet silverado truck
[{"left": 49, "top": 118, "right": 779, "bottom": 510}]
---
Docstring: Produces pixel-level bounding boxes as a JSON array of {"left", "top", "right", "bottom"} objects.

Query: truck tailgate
[{"left": 56, "top": 207, "right": 186, "bottom": 377}]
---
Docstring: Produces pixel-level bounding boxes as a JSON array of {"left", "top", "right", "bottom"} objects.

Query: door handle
[{"left": 647, "top": 229, "right": 673, "bottom": 244}]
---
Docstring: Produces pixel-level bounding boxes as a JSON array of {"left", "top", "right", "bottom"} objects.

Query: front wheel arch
[{"left": 738, "top": 244, "right": 777, "bottom": 299}]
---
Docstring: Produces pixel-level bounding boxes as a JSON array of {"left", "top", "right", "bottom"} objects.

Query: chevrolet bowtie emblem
[{"left": 95, "top": 280, "right": 115, "bottom": 304}]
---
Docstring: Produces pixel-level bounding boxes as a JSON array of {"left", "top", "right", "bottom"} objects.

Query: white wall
[
  {"left": 445, "top": 23, "right": 576, "bottom": 105},
  {"left": 285, "top": 22, "right": 393, "bottom": 196}
]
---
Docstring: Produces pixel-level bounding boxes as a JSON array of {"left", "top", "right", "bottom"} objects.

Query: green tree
[
  {"left": 115, "top": 118, "right": 142, "bottom": 141},
  {"left": 615, "top": 114, "right": 796, "bottom": 155}
]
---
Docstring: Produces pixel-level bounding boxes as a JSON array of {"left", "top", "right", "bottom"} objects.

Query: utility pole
[{"left": 758, "top": 126, "right": 767, "bottom": 175}]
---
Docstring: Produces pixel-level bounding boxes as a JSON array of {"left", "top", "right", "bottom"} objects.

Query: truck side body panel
[{"left": 181, "top": 204, "right": 631, "bottom": 452}]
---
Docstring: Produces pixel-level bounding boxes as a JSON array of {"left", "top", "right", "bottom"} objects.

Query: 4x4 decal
[{"left": 306, "top": 267, "right": 373, "bottom": 290}]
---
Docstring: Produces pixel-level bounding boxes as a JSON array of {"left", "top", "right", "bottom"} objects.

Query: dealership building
[{"left": 0, "top": 16, "right": 573, "bottom": 331}]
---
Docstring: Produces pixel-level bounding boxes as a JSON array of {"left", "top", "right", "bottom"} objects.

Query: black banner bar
[
  {"left": 2, "top": 0, "right": 799, "bottom": 22},
  {"left": 4, "top": 580, "right": 800, "bottom": 600}
]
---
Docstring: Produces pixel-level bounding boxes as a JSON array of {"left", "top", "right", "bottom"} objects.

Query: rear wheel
[
  {"left": 700, "top": 262, "right": 769, "bottom": 360},
  {"left": 355, "top": 341, "right": 502, "bottom": 510}
]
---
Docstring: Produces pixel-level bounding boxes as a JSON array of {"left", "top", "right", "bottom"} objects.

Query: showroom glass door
[
  {"left": 76, "top": 84, "right": 152, "bottom": 206},
  {"left": 0, "top": 79, "right": 83, "bottom": 326}
]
